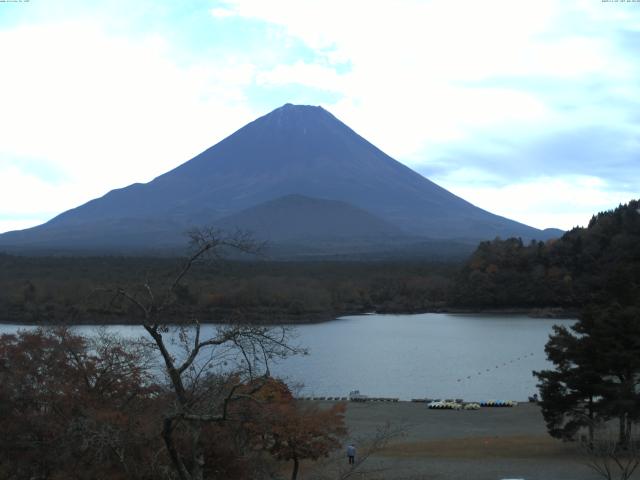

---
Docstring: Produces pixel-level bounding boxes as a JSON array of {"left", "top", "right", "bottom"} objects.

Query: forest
[
  {"left": 531, "top": 201, "right": 640, "bottom": 475},
  {"left": 0, "top": 254, "right": 455, "bottom": 325},
  {"left": 1, "top": 200, "right": 639, "bottom": 325},
  {"left": 451, "top": 200, "right": 640, "bottom": 311}
]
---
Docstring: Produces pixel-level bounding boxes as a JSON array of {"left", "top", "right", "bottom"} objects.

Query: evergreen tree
[
  {"left": 534, "top": 322, "right": 603, "bottom": 443},
  {"left": 583, "top": 305, "right": 640, "bottom": 446},
  {"left": 535, "top": 304, "right": 640, "bottom": 446}
]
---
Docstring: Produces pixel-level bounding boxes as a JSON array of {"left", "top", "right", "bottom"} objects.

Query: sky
[{"left": 0, "top": 0, "right": 638, "bottom": 233}]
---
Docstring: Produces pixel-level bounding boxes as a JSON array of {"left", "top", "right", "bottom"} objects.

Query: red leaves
[
  {"left": 0, "top": 328, "right": 161, "bottom": 479},
  {"left": 0, "top": 330, "right": 347, "bottom": 480},
  {"left": 241, "top": 379, "right": 347, "bottom": 466},
  {"left": 269, "top": 401, "right": 347, "bottom": 462}
]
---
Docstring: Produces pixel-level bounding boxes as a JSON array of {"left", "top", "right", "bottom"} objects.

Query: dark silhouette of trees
[
  {"left": 452, "top": 199, "right": 640, "bottom": 311},
  {"left": 532, "top": 201, "right": 640, "bottom": 467},
  {"left": 0, "top": 254, "right": 456, "bottom": 324},
  {"left": 534, "top": 320, "right": 604, "bottom": 444},
  {"left": 535, "top": 305, "right": 640, "bottom": 448}
]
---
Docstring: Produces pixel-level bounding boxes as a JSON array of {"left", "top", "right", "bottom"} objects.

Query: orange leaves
[
  {"left": 263, "top": 401, "right": 346, "bottom": 462},
  {"left": 253, "top": 377, "right": 295, "bottom": 404},
  {"left": 0, "top": 328, "right": 161, "bottom": 479}
]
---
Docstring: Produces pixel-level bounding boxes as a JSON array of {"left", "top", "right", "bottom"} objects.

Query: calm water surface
[{"left": 0, "top": 313, "right": 575, "bottom": 401}]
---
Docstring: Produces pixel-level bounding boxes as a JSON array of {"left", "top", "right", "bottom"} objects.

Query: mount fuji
[{"left": 0, "top": 104, "right": 561, "bottom": 256}]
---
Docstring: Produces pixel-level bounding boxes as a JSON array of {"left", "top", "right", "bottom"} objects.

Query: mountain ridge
[{"left": 0, "top": 103, "right": 561, "bottom": 254}]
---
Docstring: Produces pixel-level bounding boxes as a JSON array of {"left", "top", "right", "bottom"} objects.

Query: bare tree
[
  {"left": 110, "top": 228, "right": 304, "bottom": 480},
  {"left": 309, "top": 422, "right": 405, "bottom": 480},
  {"left": 581, "top": 427, "right": 640, "bottom": 480}
]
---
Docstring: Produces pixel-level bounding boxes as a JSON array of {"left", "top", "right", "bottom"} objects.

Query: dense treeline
[
  {"left": 4, "top": 200, "right": 639, "bottom": 325},
  {"left": 452, "top": 200, "right": 640, "bottom": 311},
  {"left": 0, "top": 256, "right": 456, "bottom": 324},
  {"left": 531, "top": 201, "right": 640, "bottom": 470},
  {"left": 534, "top": 304, "right": 640, "bottom": 445}
]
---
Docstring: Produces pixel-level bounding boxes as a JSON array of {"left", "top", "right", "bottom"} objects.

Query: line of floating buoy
[
  {"left": 455, "top": 352, "right": 537, "bottom": 383},
  {"left": 357, "top": 397, "right": 399, "bottom": 402},
  {"left": 296, "top": 397, "right": 519, "bottom": 408},
  {"left": 298, "top": 396, "right": 349, "bottom": 401},
  {"left": 298, "top": 396, "right": 398, "bottom": 402}
]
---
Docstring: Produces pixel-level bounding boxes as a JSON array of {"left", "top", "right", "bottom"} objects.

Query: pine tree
[{"left": 535, "top": 304, "right": 640, "bottom": 446}]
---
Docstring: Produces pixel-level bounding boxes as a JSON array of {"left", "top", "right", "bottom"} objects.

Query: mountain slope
[
  {"left": 0, "top": 103, "right": 559, "bottom": 252},
  {"left": 214, "top": 194, "right": 405, "bottom": 242}
]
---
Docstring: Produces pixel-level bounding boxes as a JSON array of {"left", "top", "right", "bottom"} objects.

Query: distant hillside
[
  {"left": 451, "top": 200, "right": 640, "bottom": 309},
  {"left": 0, "top": 103, "right": 561, "bottom": 254},
  {"left": 215, "top": 194, "right": 405, "bottom": 241}
]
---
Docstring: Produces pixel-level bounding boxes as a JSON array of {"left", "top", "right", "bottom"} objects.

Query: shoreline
[
  {"left": 0, "top": 306, "right": 578, "bottom": 326},
  {"left": 306, "top": 401, "right": 600, "bottom": 480}
]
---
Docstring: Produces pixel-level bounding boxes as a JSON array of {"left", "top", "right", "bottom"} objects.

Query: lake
[{"left": 0, "top": 313, "right": 575, "bottom": 401}]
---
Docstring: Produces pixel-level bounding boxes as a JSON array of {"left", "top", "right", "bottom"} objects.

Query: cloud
[
  {"left": 210, "top": 7, "right": 236, "bottom": 18},
  {"left": 440, "top": 175, "right": 637, "bottom": 231},
  {"left": 256, "top": 61, "right": 345, "bottom": 93},
  {"left": 216, "top": 1, "right": 640, "bottom": 186},
  {"left": 420, "top": 124, "right": 640, "bottom": 187},
  {"left": 216, "top": 0, "right": 640, "bottom": 230},
  {"left": 214, "top": 1, "right": 639, "bottom": 154},
  {"left": 0, "top": 165, "right": 70, "bottom": 231},
  {"left": 0, "top": 20, "right": 259, "bottom": 232},
  {"left": 1, "top": 0, "right": 639, "bottom": 232}
]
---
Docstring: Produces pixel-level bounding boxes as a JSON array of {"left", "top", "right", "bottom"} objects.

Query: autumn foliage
[
  {"left": 0, "top": 328, "right": 161, "bottom": 479},
  {"left": 240, "top": 378, "right": 347, "bottom": 480},
  {"left": 0, "top": 330, "right": 346, "bottom": 480}
]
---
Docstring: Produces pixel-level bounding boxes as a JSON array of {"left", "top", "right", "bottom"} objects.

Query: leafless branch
[
  {"left": 581, "top": 429, "right": 640, "bottom": 480},
  {"left": 91, "top": 227, "right": 300, "bottom": 480},
  {"left": 309, "top": 422, "right": 405, "bottom": 480}
]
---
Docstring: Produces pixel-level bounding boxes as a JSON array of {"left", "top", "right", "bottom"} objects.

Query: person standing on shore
[{"left": 347, "top": 443, "right": 356, "bottom": 465}]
